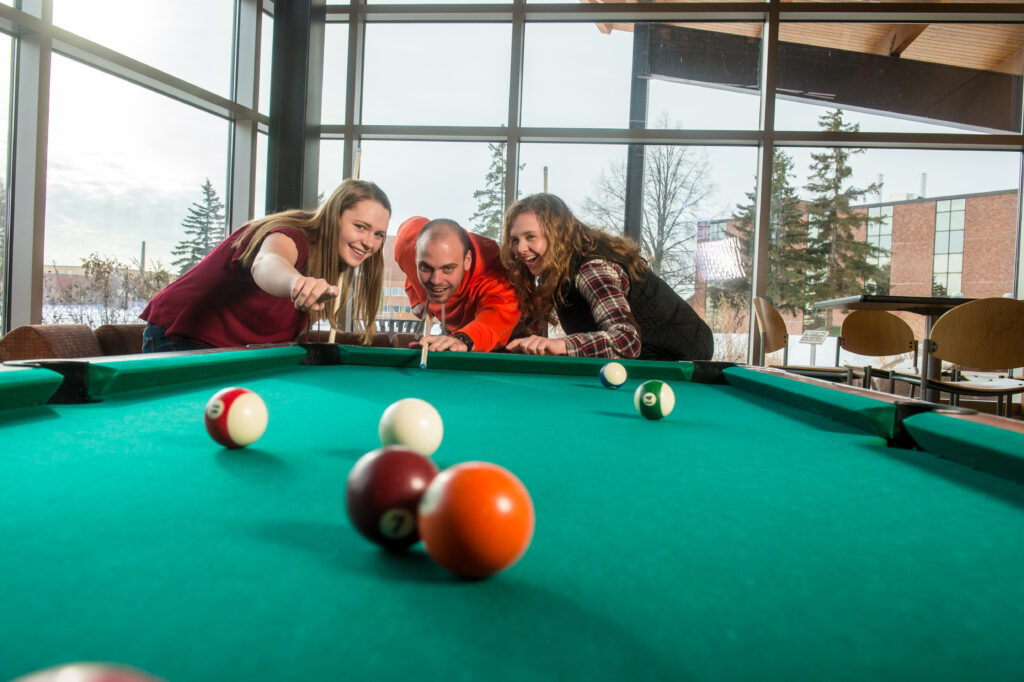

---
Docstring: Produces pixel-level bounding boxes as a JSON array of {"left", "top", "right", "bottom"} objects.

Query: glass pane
[
  {"left": 937, "top": 199, "right": 950, "bottom": 212},
  {"left": 935, "top": 211, "right": 950, "bottom": 231},
  {"left": 259, "top": 11, "right": 273, "bottom": 117},
  {"left": 949, "top": 209, "right": 965, "bottom": 231},
  {"left": 360, "top": 141, "right": 497, "bottom": 235},
  {"left": 52, "top": 0, "right": 235, "bottom": 97},
  {"left": 522, "top": 23, "right": 633, "bottom": 128},
  {"left": 880, "top": 235, "right": 891, "bottom": 251},
  {"left": 363, "top": 24, "right": 511, "bottom": 126},
  {"left": 0, "top": 32, "right": 10, "bottom": 331},
  {"left": 321, "top": 23, "right": 350, "bottom": 124},
  {"left": 947, "top": 273, "right": 962, "bottom": 295},
  {"left": 254, "top": 131, "right": 268, "bottom": 220},
  {"left": 773, "top": 146, "right": 1019, "bottom": 341},
  {"left": 948, "top": 229, "right": 964, "bottom": 254},
  {"left": 932, "top": 275, "right": 948, "bottom": 295},
  {"left": 951, "top": 198, "right": 966, "bottom": 211},
  {"left": 776, "top": 23, "right": 1023, "bottom": 134},
  {"left": 646, "top": 23, "right": 762, "bottom": 130},
  {"left": 933, "top": 253, "right": 948, "bottom": 272},
  {"left": 318, "top": 139, "right": 345, "bottom": 204},
  {"left": 948, "top": 252, "right": 963, "bottom": 273},
  {"left": 45, "top": 56, "right": 229, "bottom": 326}
]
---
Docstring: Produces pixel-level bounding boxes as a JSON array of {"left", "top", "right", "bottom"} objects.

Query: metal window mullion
[
  {"left": 504, "top": 0, "right": 524, "bottom": 207},
  {"left": 748, "top": 2, "right": 780, "bottom": 364},
  {"left": 6, "top": 0, "right": 50, "bottom": 329},
  {"left": 342, "top": 2, "right": 366, "bottom": 181},
  {"left": 227, "top": 0, "right": 261, "bottom": 233}
]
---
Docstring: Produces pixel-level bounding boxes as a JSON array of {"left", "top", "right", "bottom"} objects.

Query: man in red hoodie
[{"left": 394, "top": 216, "right": 521, "bottom": 352}]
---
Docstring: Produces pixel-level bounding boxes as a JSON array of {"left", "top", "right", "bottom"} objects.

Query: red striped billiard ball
[
  {"left": 346, "top": 446, "right": 441, "bottom": 551},
  {"left": 204, "top": 387, "right": 268, "bottom": 448},
  {"left": 418, "top": 462, "right": 535, "bottom": 579}
]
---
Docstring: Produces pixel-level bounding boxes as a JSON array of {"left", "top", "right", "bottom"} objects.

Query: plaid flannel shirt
[{"left": 562, "top": 259, "right": 641, "bottom": 359}]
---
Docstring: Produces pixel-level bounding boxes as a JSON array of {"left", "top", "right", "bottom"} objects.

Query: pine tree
[
  {"left": 172, "top": 179, "right": 226, "bottom": 275},
  {"left": 803, "top": 109, "right": 887, "bottom": 326},
  {"left": 715, "top": 150, "right": 818, "bottom": 314},
  {"left": 470, "top": 141, "right": 521, "bottom": 240}
]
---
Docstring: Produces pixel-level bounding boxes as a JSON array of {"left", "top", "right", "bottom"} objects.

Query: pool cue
[
  {"left": 441, "top": 303, "right": 446, "bottom": 335},
  {"left": 419, "top": 310, "right": 431, "bottom": 370},
  {"left": 327, "top": 274, "right": 344, "bottom": 344}
]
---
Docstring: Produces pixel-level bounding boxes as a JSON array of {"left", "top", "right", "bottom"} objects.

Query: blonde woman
[
  {"left": 142, "top": 179, "right": 390, "bottom": 351},
  {"left": 500, "top": 193, "right": 713, "bottom": 361}
]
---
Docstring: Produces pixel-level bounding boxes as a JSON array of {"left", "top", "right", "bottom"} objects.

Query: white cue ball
[{"left": 378, "top": 398, "right": 444, "bottom": 457}]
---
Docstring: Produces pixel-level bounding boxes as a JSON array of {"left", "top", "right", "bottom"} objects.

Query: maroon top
[{"left": 141, "top": 226, "right": 311, "bottom": 347}]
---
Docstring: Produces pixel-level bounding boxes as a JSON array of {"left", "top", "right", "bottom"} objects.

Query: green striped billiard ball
[{"left": 633, "top": 380, "right": 675, "bottom": 420}]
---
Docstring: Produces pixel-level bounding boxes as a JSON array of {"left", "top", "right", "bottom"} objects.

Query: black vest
[{"left": 556, "top": 260, "right": 714, "bottom": 361}]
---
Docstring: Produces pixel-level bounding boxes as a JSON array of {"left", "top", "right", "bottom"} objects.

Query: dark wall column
[
  {"left": 266, "top": 0, "right": 325, "bottom": 214},
  {"left": 623, "top": 23, "right": 650, "bottom": 243}
]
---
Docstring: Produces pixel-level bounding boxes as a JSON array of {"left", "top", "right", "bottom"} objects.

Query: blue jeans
[{"left": 142, "top": 323, "right": 212, "bottom": 353}]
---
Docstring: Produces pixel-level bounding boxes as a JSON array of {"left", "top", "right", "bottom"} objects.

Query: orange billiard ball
[{"left": 417, "top": 462, "right": 534, "bottom": 579}]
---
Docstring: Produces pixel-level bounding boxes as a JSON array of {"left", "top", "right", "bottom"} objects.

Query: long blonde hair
[
  {"left": 234, "top": 179, "right": 390, "bottom": 345},
  {"left": 500, "top": 193, "right": 648, "bottom": 326}
]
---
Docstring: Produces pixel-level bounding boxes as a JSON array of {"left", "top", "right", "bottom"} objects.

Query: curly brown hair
[
  {"left": 233, "top": 179, "right": 390, "bottom": 345},
  {"left": 499, "top": 193, "right": 649, "bottom": 327}
]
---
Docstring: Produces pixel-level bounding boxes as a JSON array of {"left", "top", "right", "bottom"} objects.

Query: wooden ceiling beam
[{"left": 873, "top": 24, "right": 929, "bottom": 57}]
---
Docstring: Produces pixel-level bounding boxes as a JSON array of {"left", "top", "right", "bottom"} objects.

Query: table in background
[
  {"left": 814, "top": 294, "right": 973, "bottom": 401},
  {"left": 2, "top": 346, "right": 1023, "bottom": 682}
]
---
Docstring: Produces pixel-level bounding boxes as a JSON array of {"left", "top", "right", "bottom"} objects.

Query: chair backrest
[
  {"left": 0, "top": 324, "right": 103, "bottom": 362},
  {"left": 752, "top": 297, "right": 788, "bottom": 355},
  {"left": 94, "top": 323, "right": 146, "bottom": 355},
  {"left": 929, "top": 297, "right": 1024, "bottom": 369},
  {"left": 839, "top": 310, "right": 916, "bottom": 357}
]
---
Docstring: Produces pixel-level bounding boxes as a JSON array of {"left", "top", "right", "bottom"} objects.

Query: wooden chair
[
  {"left": 0, "top": 324, "right": 103, "bottom": 362},
  {"left": 835, "top": 310, "right": 920, "bottom": 395},
  {"left": 921, "top": 297, "right": 1024, "bottom": 417},
  {"left": 752, "top": 297, "right": 849, "bottom": 382}
]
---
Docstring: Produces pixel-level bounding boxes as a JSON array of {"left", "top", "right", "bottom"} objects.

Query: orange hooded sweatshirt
[{"left": 395, "top": 216, "right": 522, "bottom": 352}]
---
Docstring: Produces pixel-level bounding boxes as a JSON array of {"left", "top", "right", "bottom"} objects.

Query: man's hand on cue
[{"left": 413, "top": 335, "right": 470, "bottom": 352}]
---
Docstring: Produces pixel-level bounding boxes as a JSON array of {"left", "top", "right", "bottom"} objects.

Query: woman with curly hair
[
  {"left": 141, "top": 178, "right": 391, "bottom": 351},
  {"left": 500, "top": 193, "right": 713, "bottom": 361}
]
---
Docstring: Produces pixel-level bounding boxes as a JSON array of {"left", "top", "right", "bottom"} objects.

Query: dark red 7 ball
[{"left": 345, "top": 446, "right": 440, "bottom": 551}]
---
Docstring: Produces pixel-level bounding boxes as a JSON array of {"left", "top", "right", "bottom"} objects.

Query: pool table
[{"left": 2, "top": 345, "right": 1024, "bottom": 682}]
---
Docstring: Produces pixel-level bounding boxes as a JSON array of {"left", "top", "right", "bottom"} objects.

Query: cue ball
[
  {"left": 346, "top": 446, "right": 441, "bottom": 551},
  {"left": 379, "top": 397, "right": 444, "bottom": 457},
  {"left": 418, "top": 462, "right": 535, "bottom": 579},
  {"left": 204, "top": 387, "right": 268, "bottom": 448},
  {"left": 11, "top": 663, "right": 164, "bottom": 682},
  {"left": 599, "top": 361, "right": 628, "bottom": 389},
  {"left": 633, "top": 380, "right": 675, "bottom": 420}
]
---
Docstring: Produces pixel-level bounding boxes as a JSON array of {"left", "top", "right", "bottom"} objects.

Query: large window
[
  {"left": 933, "top": 198, "right": 966, "bottom": 297},
  {"left": 44, "top": 56, "right": 230, "bottom": 326},
  {"left": 2, "top": 1, "right": 1021, "bottom": 358}
]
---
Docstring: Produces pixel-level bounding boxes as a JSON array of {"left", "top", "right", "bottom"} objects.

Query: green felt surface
[
  {"left": 0, "top": 366, "right": 63, "bottom": 409},
  {"left": 2, "top": 355, "right": 1024, "bottom": 682},
  {"left": 904, "top": 411, "right": 1024, "bottom": 483}
]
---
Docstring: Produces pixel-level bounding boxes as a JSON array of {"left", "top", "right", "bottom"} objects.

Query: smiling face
[
  {"left": 337, "top": 199, "right": 390, "bottom": 268},
  {"left": 509, "top": 212, "right": 549, "bottom": 276},
  {"left": 417, "top": 233, "right": 471, "bottom": 304}
]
